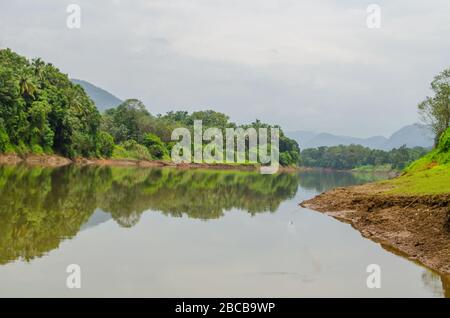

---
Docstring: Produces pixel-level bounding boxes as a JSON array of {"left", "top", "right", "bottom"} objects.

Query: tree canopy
[
  {"left": 0, "top": 49, "right": 300, "bottom": 166},
  {"left": 0, "top": 48, "right": 101, "bottom": 157},
  {"left": 101, "top": 100, "right": 300, "bottom": 165},
  {"left": 300, "top": 144, "right": 429, "bottom": 170},
  {"left": 418, "top": 68, "right": 450, "bottom": 145}
]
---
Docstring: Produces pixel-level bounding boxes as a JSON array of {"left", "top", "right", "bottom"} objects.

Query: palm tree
[
  {"left": 17, "top": 71, "right": 37, "bottom": 99},
  {"left": 31, "top": 58, "right": 45, "bottom": 84},
  {"left": 66, "top": 87, "right": 88, "bottom": 116}
]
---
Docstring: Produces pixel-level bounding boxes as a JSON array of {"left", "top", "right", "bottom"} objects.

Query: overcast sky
[{"left": 1, "top": 0, "right": 449, "bottom": 137}]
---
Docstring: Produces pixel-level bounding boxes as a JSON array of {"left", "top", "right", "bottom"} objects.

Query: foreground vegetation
[
  {"left": 0, "top": 49, "right": 300, "bottom": 166},
  {"left": 382, "top": 68, "right": 449, "bottom": 195},
  {"left": 383, "top": 127, "right": 450, "bottom": 195}
]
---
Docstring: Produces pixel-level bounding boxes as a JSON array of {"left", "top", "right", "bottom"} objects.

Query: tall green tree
[
  {"left": 418, "top": 68, "right": 450, "bottom": 145},
  {"left": 17, "top": 70, "right": 37, "bottom": 99},
  {"left": 101, "top": 99, "right": 152, "bottom": 143}
]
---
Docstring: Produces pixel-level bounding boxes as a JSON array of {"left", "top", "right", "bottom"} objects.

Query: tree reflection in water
[
  {"left": 0, "top": 165, "right": 447, "bottom": 297},
  {"left": 0, "top": 165, "right": 299, "bottom": 264}
]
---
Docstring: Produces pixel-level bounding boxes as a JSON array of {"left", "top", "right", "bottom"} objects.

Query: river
[{"left": 0, "top": 165, "right": 447, "bottom": 297}]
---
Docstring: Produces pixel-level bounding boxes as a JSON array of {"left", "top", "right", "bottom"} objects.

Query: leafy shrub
[
  {"left": 114, "top": 140, "right": 152, "bottom": 160},
  {"left": 438, "top": 128, "right": 450, "bottom": 154},
  {"left": 143, "top": 133, "right": 168, "bottom": 159},
  {"left": 71, "top": 131, "right": 95, "bottom": 158},
  {"left": 15, "top": 141, "right": 30, "bottom": 155},
  {"left": 31, "top": 144, "right": 44, "bottom": 154},
  {"left": 279, "top": 152, "right": 293, "bottom": 167},
  {"left": 402, "top": 127, "right": 450, "bottom": 173},
  {"left": 0, "top": 123, "right": 12, "bottom": 153},
  {"left": 96, "top": 131, "right": 114, "bottom": 158}
]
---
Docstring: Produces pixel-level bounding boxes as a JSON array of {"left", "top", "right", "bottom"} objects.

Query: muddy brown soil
[
  {"left": 300, "top": 183, "right": 450, "bottom": 275},
  {"left": 0, "top": 154, "right": 72, "bottom": 167},
  {"left": 0, "top": 154, "right": 23, "bottom": 165},
  {"left": 73, "top": 157, "right": 260, "bottom": 171},
  {"left": 0, "top": 154, "right": 299, "bottom": 172}
]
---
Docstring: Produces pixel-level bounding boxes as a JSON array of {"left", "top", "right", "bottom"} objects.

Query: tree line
[
  {"left": 300, "top": 144, "right": 429, "bottom": 170},
  {"left": 101, "top": 101, "right": 301, "bottom": 166},
  {"left": 1, "top": 48, "right": 447, "bottom": 168},
  {"left": 0, "top": 49, "right": 300, "bottom": 166}
]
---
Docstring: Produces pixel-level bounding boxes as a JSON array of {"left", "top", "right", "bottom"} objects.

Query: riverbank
[
  {"left": 299, "top": 166, "right": 399, "bottom": 177},
  {"left": 0, "top": 154, "right": 300, "bottom": 172},
  {"left": 300, "top": 182, "right": 450, "bottom": 274}
]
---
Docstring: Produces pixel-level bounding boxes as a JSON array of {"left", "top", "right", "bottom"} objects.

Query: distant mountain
[
  {"left": 288, "top": 124, "right": 433, "bottom": 150},
  {"left": 381, "top": 124, "right": 434, "bottom": 150},
  {"left": 292, "top": 132, "right": 388, "bottom": 149},
  {"left": 71, "top": 79, "right": 122, "bottom": 111}
]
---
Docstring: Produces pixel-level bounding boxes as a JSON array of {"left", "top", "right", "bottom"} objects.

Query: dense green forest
[
  {"left": 0, "top": 49, "right": 300, "bottom": 166},
  {"left": 101, "top": 100, "right": 301, "bottom": 165},
  {"left": 300, "top": 144, "right": 429, "bottom": 170},
  {"left": 0, "top": 49, "right": 100, "bottom": 157}
]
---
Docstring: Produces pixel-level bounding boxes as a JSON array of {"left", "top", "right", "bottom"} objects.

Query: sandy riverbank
[{"left": 300, "top": 182, "right": 450, "bottom": 274}]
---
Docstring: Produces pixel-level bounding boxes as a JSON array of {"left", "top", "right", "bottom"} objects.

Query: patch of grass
[
  {"left": 380, "top": 127, "right": 450, "bottom": 195},
  {"left": 382, "top": 163, "right": 450, "bottom": 195}
]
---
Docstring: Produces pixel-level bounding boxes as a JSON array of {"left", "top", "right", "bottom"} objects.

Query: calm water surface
[{"left": 0, "top": 165, "right": 448, "bottom": 297}]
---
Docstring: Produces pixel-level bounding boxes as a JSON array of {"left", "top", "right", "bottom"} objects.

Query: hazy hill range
[
  {"left": 71, "top": 79, "right": 122, "bottom": 111},
  {"left": 288, "top": 124, "right": 434, "bottom": 150},
  {"left": 381, "top": 124, "right": 434, "bottom": 150}
]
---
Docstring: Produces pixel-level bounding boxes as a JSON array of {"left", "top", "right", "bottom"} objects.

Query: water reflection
[
  {"left": 297, "top": 170, "right": 389, "bottom": 193},
  {"left": 0, "top": 165, "right": 299, "bottom": 264},
  {"left": 0, "top": 165, "right": 447, "bottom": 297},
  {"left": 421, "top": 270, "right": 450, "bottom": 298}
]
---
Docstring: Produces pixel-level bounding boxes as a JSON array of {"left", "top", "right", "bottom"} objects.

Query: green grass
[
  {"left": 380, "top": 127, "right": 450, "bottom": 195},
  {"left": 382, "top": 163, "right": 450, "bottom": 195}
]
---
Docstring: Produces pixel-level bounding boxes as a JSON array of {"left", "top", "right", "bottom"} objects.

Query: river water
[{"left": 0, "top": 165, "right": 447, "bottom": 297}]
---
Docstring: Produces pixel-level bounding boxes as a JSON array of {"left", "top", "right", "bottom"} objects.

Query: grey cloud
[{"left": 0, "top": 0, "right": 449, "bottom": 137}]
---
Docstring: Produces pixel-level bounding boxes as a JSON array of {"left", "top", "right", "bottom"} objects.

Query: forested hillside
[
  {"left": 0, "top": 48, "right": 101, "bottom": 157},
  {"left": 0, "top": 49, "right": 300, "bottom": 166}
]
